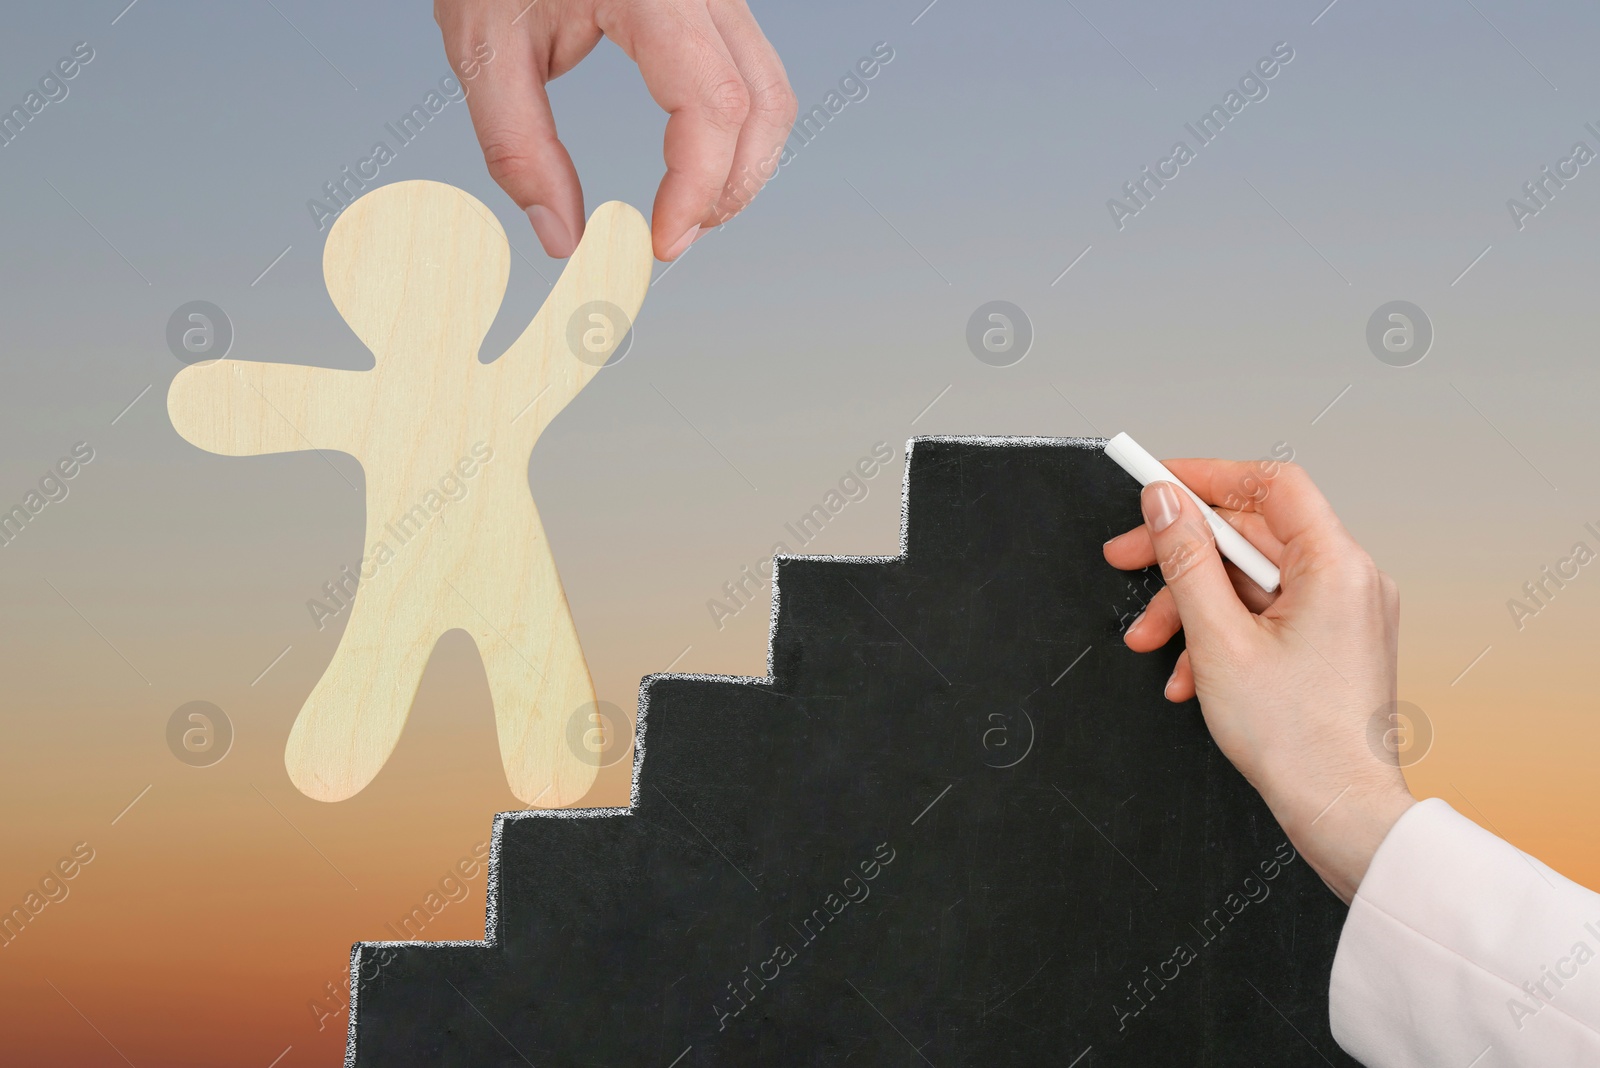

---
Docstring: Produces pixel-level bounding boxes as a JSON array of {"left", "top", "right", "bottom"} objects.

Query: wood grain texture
[{"left": 168, "top": 179, "right": 652, "bottom": 806}]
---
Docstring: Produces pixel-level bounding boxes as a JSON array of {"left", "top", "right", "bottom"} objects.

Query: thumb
[{"left": 1141, "top": 481, "right": 1252, "bottom": 648}]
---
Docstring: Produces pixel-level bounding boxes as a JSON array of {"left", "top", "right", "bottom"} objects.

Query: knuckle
[
  {"left": 758, "top": 81, "right": 799, "bottom": 126},
  {"left": 1206, "top": 633, "right": 1252, "bottom": 674},
  {"left": 1328, "top": 550, "right": 1381, "bottom": 594},
  {"left": 1156, "top": 519, "right": 1215, "bottom": 585},
  {"left": 1269, "top": 461, "right": 1308, "bottom": 493},
  {"left": 699, "top": 72, "right": 752, "bottom": 129},
  {"left": 478, "top": 132, "right": 540, "bottom": 184}
]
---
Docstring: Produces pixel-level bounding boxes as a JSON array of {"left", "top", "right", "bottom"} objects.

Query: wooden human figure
[{"left": 168, "top": 180, "right": 651, "bottom": 806}]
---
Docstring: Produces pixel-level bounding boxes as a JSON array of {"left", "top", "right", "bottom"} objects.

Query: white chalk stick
[{"left": 1104, "top": 432, "right": 1281, "bottom": 595}]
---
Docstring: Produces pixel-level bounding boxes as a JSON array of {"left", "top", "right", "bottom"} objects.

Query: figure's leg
[
  {"left": 285, "top": 578, "right": 443, "bottom": 802},
  {"left": 454, "top": 527, "right": 601, "bottom": 809}
]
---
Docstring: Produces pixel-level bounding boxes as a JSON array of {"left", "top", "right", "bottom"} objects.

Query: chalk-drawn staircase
[{"left": 347, "top": 437, "right": 1358, "bottom": 1067}]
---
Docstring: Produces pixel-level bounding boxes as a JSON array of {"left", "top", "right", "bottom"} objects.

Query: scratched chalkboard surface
[{"left": 348, "top": 436, "right": 1358, "bottom": 1067}]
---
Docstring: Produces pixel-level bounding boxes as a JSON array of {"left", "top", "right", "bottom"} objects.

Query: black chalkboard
[{"left": 347, "top": 436, "right": 1358, "bottom": 1067}]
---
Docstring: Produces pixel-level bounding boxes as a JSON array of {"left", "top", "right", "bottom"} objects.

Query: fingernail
[
  {"left": 665, "top": 224, "right": 700, "bottom": 261},
  {"left": 1128, "top": 609, "right": 1146, "bottom": 632},
  {"left": 1142, "top": 482, "right": 1181, "bottom": 534},
  {"left": 527, "top": 205, "right": 576, "bottom": 258},
  {"left": 1164, "top": 668, "right": 1178, "bottom": 698}
]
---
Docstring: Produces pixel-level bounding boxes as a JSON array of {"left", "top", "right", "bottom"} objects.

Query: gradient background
[{"left": 3, "top": 1, "right": 1598, "bottom": 1064}]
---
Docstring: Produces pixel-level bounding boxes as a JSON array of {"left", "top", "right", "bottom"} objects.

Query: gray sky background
[{"left": 4, "top": 0, "right": 1598, "bottom": 758}]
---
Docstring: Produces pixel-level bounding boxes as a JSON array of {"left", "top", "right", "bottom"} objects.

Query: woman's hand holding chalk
[
  {"left": 1104, "top": 432, "right": 1281, "bottom": 594},
  {"left": 1101, "top": 450, "right": 1413, "bottom": 906}
]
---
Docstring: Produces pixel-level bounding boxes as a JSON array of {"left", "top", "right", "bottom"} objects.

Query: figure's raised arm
[
  {"left": 168, "top": 359, "right": 371, "bottom": 458},
  {"left": 489, "top": 200, "right": 652, "bottom": 433}
]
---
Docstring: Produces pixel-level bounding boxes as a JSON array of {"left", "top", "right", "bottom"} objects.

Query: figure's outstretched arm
[
  {"left": 168, "top": 359, "right": 370, "bottom": 458},
  {"left": 489, "top": 201, "right": 653, "bottom": 435}
]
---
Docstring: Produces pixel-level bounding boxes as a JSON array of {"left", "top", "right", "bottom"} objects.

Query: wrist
[{"left": 1267, "top": 773, "right": 1415, "bottom": 905}]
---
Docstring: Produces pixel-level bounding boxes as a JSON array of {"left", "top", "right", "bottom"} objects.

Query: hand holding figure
[{"left": 435, "top": 0, "right": 796, "bottom": 260}]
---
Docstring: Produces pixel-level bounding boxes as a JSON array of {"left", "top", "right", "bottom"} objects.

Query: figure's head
[{"left": 323, "top": 180, "right": 510, "bottom": 361}]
